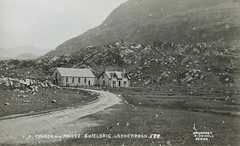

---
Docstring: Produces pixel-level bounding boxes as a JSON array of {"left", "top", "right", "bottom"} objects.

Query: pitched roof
[
  {"left": 103, "top": 71, "right": 130, "bottom": 80},
  {"left": 56, "top": 68, "right": 95, "bottom": 78}
]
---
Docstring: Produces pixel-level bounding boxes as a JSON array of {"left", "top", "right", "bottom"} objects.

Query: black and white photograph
[{"left": 0, "top": 0, "right": 239, "bottom": 145}]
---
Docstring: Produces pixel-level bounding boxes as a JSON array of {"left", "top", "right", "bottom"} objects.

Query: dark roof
[{"left": 99, "top": 71, "right": 130, "bottom": 80}]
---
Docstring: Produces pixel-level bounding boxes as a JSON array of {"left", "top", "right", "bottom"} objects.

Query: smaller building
[
  {"left": 98, "top": 69, "right": 130, "bottom": 87},
  {"left": 52, "top": 68, "right": 96, "bottom": 87}
]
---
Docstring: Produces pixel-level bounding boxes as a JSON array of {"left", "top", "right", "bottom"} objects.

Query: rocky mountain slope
[
  {"left": 1, "top": 1, "right": 239, "bottom": 91},
  {"left": 1, "top": 41, "right": 239, "bottom": 92},
  {"left": 46, "top": 0, "right": 240, "bottom": 57}
]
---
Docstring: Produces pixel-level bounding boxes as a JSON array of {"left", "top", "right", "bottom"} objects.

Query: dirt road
[{"left": 0, "top": 89, "right": 122, "bottom": 145}]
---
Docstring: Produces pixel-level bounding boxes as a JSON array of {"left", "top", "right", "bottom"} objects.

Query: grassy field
[
  {"left": 54, "top": 85, "right": 240, "bottom": 146},
  {"left": 1, "top": 85, "right": 239, "bottom": 145},
  {"left": 0, "top": 85, "right": 98, "bottom": 118}
]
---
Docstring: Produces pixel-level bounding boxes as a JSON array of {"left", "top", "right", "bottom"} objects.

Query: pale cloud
[{"left": 0, "top": 0, "right": 127, "bottom": 49}]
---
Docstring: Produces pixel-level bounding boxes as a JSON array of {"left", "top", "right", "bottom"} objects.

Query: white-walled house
[
  {"left": 98, "top": 69, "right": 130, "bottom": 87},
  {"left": 52, "top": 68, "right": 96, "bottom": 87}
]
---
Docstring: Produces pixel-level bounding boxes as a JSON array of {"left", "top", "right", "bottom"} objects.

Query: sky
[{"left": 0, "top": 0, "right": 127, "bottom": 50}]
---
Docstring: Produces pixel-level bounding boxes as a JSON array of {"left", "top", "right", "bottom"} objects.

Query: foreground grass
[
  {"left": 1, "top": 85, "right": 239, "bottom": 145},
  {"left": 0, "top": 86, "right": 98, "bottom": 117},
  {"left": 55, "top": 86, "right": 240, "bottom": 146}
]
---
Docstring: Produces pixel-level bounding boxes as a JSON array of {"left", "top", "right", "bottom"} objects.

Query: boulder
[{"left": 4, "top": 102, "right": 10, "bottom": 106}]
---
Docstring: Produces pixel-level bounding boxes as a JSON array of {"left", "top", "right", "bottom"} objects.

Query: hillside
[
  {"left": 0, "top": 45, "right": 49, "bottom": 60},
  {"left": 15, "top": 53, "right": 39, "bottom": 60},
  {"left": 9, "top": 45, "right": 49, "bottom": 57},
  {"left": 46, "top": 0, "right": 240, "bottom": 57},
  {"left": 0, "top": 48, "right": 13, "bottom": 60},
  {"left": 1, "top": 41, "right": 239, "bottom": 92}
]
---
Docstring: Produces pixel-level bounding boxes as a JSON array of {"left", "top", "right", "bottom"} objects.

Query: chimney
[
  {"left": 104, "top": 68, "right": 107, "bottom": 73},
  {"left": 123, "top": 68, "right": 126, "bottom": 74}
]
